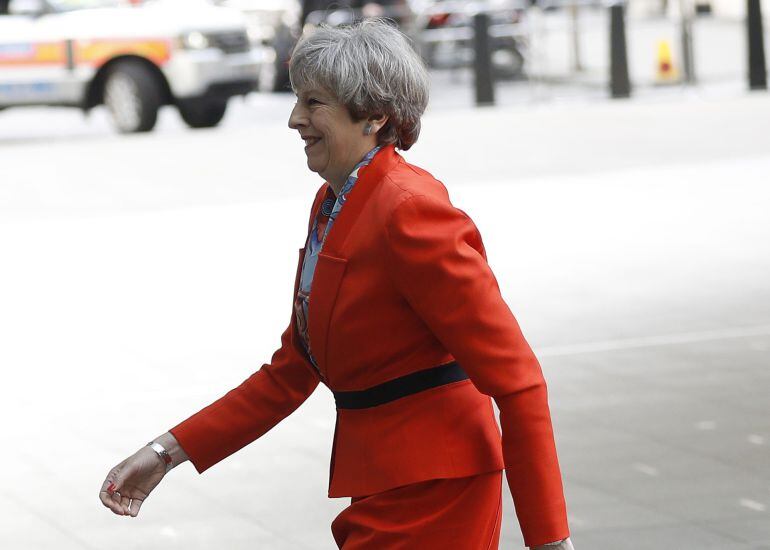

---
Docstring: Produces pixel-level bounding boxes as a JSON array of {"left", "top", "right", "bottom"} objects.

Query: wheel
[
  {"left": 492, "top": 41, "right": 526, "bottom": 80},
  {"left": 177, "top": 98, "right": 228, "bottom": 129},
  {"left": 103, "top": 61, "right": 161, "bottom": 133}
]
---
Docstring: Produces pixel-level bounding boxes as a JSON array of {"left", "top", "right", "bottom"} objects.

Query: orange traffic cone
[{"left": 656, "top": 40, "right": 679, "bottom": 84}]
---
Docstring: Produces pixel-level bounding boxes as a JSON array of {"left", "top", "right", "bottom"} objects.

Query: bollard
[
  {"left": 680, "top": 7, "right": 696, "bottom": 84},
  {"left": 473, "top": 12, "right": 495, "bottom": 106},
  {"left": 609, "top": 2, "right": 631, "bottom": 98},
  {"left": 747, "top": 0, "right": 767, "bottom": 90},
  {"left": 570, "top": 1, "right": 583, "bottom": 72}
]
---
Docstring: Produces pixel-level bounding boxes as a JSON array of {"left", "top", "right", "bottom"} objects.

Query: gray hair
[{"left": 289, "top": 19, "right": 430, "bottom": 151}]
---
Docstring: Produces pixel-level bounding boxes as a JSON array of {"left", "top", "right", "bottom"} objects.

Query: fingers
[
  {"left": 99, "top": 486, "right": 126, "bottom": 515},
  {"left": 129, "top": 497, "right": 144, "bottom": 517},
  {"left": 99, "top": 488, "right": 123, "bottom": 515},
  {"left": 99, "top": 487, "right": 135, "bottom": 516},
  {"left": 99, "top": 455, "right": 152, "bottom": 517},
  {"left": 100, "top": 464, "right": 133, "bottom": 516},
  {"left": 110, "top": 488, "right": 125, "bottom": 514},
  {"left": 99, "top": 471, "right": 124, "bottom": 515}
]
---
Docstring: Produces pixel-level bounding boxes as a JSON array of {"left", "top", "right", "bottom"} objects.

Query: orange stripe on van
[{"left": 76, "top": 39, "right": 172, "bottom": 67}]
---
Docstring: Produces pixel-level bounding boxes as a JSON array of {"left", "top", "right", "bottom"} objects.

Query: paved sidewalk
[{"left": 0, "top": 89, "right": 769, "bottom": 548}]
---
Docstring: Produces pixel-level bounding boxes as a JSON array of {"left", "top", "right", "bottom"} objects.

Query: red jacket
[{"left": 170, "top": 145, "right": 569, "bottom": 547}]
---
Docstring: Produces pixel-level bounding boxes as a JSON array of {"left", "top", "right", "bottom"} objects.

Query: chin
[
  {"left": 306, "top": 158, "right": 329, "bottom": 179},
  {"left": 306, "top": 158, "right": 320, "bottom": 174}
]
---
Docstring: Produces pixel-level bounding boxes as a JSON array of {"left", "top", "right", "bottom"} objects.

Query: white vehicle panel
[
  {"left": 164, "top": 48, "right": 264, "bottom": 98},
  {"left": 0, "top": 15, "right": 77, "bottom": 105}
]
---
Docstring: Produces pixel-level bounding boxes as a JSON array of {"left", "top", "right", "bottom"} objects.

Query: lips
[{"left": 302, "top": 136, "right": 321, "bottom": 150}]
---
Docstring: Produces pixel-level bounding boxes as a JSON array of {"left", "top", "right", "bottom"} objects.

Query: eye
[{"left": 307, "top": 97, "right": 321, "bottom": 106}]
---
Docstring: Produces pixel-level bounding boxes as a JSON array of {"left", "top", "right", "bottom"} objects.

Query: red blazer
[{"left": 170, "top": 145, "right": 569, "bottom": 547}]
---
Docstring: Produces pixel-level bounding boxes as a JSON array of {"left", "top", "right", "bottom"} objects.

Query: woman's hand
[
  {"left": 99, "top": 433, "right": 188, "bottom": 517},
  {"left": 99, "top": 445, "right": 167, "bottom": 517}
]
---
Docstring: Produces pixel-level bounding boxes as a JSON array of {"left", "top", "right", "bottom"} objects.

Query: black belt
[{"left": 333, "top": 361, "right": 469, "bottom": 410}]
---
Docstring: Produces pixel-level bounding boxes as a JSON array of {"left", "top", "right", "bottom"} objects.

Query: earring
[{"left": 364, "top": 124, "right": 373, "bottom": 136}]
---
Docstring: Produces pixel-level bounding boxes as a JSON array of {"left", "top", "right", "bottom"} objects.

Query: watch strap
[{"left": 146, "top": 441, "right": 173, "bottom": 473}]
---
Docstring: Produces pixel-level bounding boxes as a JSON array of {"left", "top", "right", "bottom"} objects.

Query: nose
[{"left": 288, "top": 101, "right": 307, "bottom": 130}]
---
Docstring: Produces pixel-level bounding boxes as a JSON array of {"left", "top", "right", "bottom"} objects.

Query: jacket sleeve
[
  {"left": 384, "top": 193, "right": 569, "bottom": 548},
  {"left": 169, "top": 320, "right": 321, "bottom": 474}
]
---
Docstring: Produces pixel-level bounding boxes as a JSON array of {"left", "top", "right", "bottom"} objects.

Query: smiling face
[{"left": 288, "top": 87, "right": 379, "bottom": 193}]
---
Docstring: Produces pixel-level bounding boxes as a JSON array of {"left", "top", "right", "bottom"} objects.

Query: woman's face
[{"left": 288, "top": 87, "right": 376, "bottom": 190}]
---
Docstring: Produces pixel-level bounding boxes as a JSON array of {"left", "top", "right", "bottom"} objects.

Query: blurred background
[{"left": 1, "top": 0, "right": 769, "bottom": 549}]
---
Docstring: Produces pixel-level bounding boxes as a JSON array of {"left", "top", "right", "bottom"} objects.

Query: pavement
[{"left": 1, "top": 22, "right": 770, "bottom": 549}]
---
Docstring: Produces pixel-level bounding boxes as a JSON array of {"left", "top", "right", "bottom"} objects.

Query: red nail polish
[{"left": 108, "top": 483, "right": 115, "bottom": 493}]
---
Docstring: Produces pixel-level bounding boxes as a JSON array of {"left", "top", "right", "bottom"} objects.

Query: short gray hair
[{"left": 289, "top": 19, "right": 430, "bottom": 151}]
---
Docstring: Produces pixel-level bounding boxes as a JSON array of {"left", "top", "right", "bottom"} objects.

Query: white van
[{"left": 0, "top": 0, "right": 266, "bottom": 132}]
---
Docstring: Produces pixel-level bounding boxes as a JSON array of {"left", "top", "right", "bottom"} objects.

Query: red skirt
[{"left": 331, "top": 470, "right": 503, "bottom": 549}]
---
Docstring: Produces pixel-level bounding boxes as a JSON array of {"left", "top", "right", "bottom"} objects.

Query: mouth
[{"left": 302, "top": 136, "right": 321, "bottom": 151}]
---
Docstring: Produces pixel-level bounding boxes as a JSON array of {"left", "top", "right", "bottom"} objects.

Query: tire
[
  {"left": 177, "top": 98, "right": 228, "bottom": 129},
  {"left": 103, "top": 61, "right": 161, "bottom": 133},
  {"left": 492, "top": 41, "right": 526, "bottom": 80}
]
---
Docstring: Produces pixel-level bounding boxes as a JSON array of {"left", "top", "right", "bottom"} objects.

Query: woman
[{"left": 99, "top": 19, "right": 573, "bottom": 550}]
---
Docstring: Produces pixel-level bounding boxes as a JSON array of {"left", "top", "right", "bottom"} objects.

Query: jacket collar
[{"left": 316, "top": 144, "right": 400, "bottom": 257}]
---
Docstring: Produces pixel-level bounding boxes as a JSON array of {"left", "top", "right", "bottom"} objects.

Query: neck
[
  {"left": 328, "top": 179, "right": 345, "bottom": 197},
  {"left": 326, "top": 140, "right": 380, "bottom": 196}
]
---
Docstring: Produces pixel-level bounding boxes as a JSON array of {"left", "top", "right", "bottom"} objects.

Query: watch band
[{"left": 146, "top": 441, "right": 173, "bottom": 473}]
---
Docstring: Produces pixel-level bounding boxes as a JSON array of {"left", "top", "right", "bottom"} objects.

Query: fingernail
[{"left": 107, "top": 483, "right": 115, "bottom": 493}]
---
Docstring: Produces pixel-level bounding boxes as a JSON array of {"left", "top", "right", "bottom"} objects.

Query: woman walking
[{"left": 99, "top": 19, "right": 574, "bottom": 550}]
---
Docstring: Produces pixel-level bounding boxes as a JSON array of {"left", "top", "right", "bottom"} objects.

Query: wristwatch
[{"left": 146, "top": 441, "right": 174, "bottom": 473}]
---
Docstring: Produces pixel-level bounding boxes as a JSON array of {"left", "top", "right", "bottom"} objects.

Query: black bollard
[
  {"left": 681, "top": 11, "right": 696, "bottom": 84},
  {"left": 747, "top": 0, "right": 767, "bottom": 90},
  {"left": 473, "top": 12, "right": 495, "bottom": 106},
  {"left": 609, "top": 2, "right": 631, "bottom": 99}
]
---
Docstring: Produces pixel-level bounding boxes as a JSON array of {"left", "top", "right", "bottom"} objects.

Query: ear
[{"left": 367, "top": 113, "right": 389, "bottom": 134}]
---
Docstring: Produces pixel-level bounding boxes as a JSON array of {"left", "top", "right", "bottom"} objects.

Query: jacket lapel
[
  {"left": 319, "top": 145, "right": 400, "bottom": 257},
  {"left": 307, "top": 145, "right": 401, "bottom": 376},
  {"left": 290, "top": 185, "right": 331, "bottom": 371}
]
